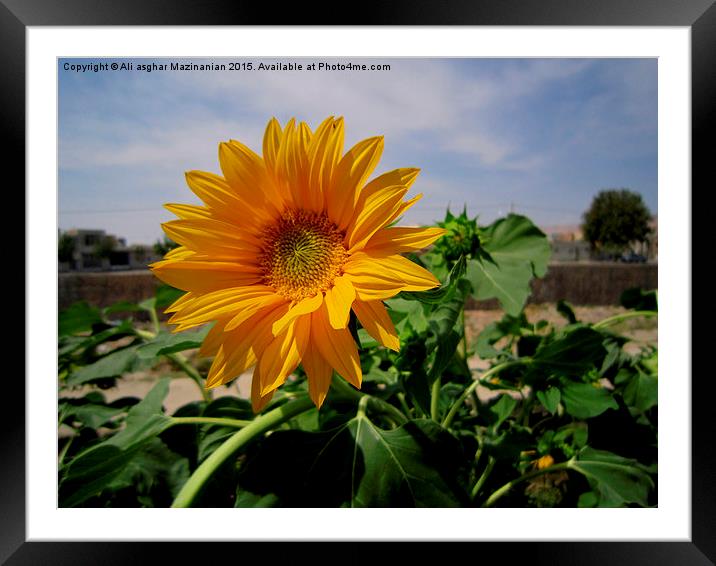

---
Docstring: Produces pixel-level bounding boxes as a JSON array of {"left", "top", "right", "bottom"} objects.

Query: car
[{"left": 620, "top": 251, "right": 648, "bottom": 263}]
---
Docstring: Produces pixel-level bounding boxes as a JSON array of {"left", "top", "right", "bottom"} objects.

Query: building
[{"left": 58, "top": 229, "right": 161, "bottom": 272}]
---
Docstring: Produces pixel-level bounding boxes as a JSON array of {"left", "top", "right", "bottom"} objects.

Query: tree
[
  {"left": 58, "top": 232, "right": 76, "bottom": 264},
  {"left": 94, "top": 235, "right": 118, "bottom": 259},
  {"left": 153, "top": 235, "right": 179, "bottom": 256},
  {"left": 582, "top": 189, "right": 652, "bottom": 256}
]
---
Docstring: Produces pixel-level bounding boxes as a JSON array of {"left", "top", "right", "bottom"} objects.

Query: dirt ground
[{"left": 61, "top": 304, "right": 657, "bottom": 417}]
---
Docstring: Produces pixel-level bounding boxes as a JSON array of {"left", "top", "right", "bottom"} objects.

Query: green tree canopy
[
  {"left": 582, "top": 189, "right": 652, "bottom": 253},
  {"left": 94, "top": 235, "right": 118, "bottom": 259},
  {"left": 58, "top": 232, "right": 76, "bottom": 263},
  {"left": 153, "top": 235, "right": 179, "bottom": 257}
]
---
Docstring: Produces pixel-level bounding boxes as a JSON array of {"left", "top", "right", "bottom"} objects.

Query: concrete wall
[{"left": 59, "top": 262, "right": 658, "bottom": 313}]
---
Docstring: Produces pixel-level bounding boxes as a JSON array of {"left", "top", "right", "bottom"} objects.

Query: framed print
[{"left": 7, "top": 0, "right": 713, "bottom": 563}]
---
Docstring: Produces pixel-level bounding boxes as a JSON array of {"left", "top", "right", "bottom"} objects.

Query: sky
[{"left": 58, "top": 57, "right": 657, "bottom": 246}]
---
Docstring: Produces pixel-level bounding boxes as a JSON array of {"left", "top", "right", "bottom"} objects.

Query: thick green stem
[
  {"left": 442, "top": 360, "right": 526, "bottom": 428},
  {"left": 481, "top": 461, "right": 571, "bottom": 507},
  {"left": 430, "top": 376, "right": 441, "bottom": 422},
  {"left": 170, "top": 416, "right": 251, "bottom": 428},
  {"left": 471, "top": 455, "right": 495, "bottom": 500},
  {"left": 593, "top": 310, "right": 657, "bottom": 329},
  {"left": 171, "top": 396, "right": 314, "bottom": 508}
]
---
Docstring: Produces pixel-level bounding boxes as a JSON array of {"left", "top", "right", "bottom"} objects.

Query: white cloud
[{"left": 61, "top": 58, "right": 579, "bottom": 173}]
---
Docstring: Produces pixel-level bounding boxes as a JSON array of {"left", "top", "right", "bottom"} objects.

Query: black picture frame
[{"left": 6, "top": 1, "right": 712, "bottom": 564}]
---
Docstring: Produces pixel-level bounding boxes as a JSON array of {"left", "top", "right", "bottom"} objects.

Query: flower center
[{"left": 259, "top": 209, "right": 347, "bottom": 301}]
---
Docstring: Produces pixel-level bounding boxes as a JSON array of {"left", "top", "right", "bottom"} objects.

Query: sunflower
[{"left": 150, "top": 117, "right": 445, "bottom": 411}]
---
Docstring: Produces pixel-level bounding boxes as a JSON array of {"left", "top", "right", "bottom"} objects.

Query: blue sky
[{"left": 58, "top": 58, "right": 657, "bottom": 246}]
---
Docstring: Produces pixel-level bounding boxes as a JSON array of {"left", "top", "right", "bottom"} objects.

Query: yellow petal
[
  {"left": 259, "top": 315, "right": 310, "bottom": 395},
  {"left": 311, "top": 303, "right": 362, "bottom": 388},
  {"left": 262, "top": 117, "right": 282, "bottom": 176},
  {"left": 198, "top": 318, "right": 229, "bottom": 358},
  {"left": 323, "top": 276, "right": 356, "bottom": 329},
  {"left": 161, "top": 218, "right": 262, "bottom": 260},
  {"left": 185, "top": 170, "right": 267, "bottom": 229},
  {"left": 164, "top": 203, "right": 212, "bottom": 220},
  {"left": 271, "top": 293, "right": 323, "bottom": 337},
  {"left": 352, "top": 300, "right": 400, "bottom": 352},
  {"left": 151, "top": 259, "right": 262, "bottom": 293},
  {"left": 360, "top": 168, "right": 421, "bottom": 201},
  {"left": 362, "top": 226, "right": 447, "bottom": 256},
  {"left": 344, "top": 253, "right": 440, "bottom": 301},
  {"left": 163, "top": 246, "right": 195, "bottom": 261},
  {"left": 388, "top": 193, "right": 423, "bottom": 225},
  {"left": 164, "top": 291, "right": 195, "bottom": 313},
  {"left": 251, "top": 364, "right": 274, "bottom": 413},
  {"left": 219, "top": 140, "right": 283, "bottom": 215},
  {"left": 206, "top": 302, "right": 290, "bottom": 388},
  {"left": 303, "top": 339, "right": 333, "bottom": 409},
  {"left": 276, "top": 119, "right": 311, "bottom": 207},
  {"left": 328, "top": 136, "right": 384, "bottom": 229},
  {"left": 168, "top": 285, "right": 278, "bottom": 330},
  {"left": 308, "top": 117, "right": 344, "bottom": 210},
  {"left": 346, "top": 185, "right": 408, "bottom": 251},
  {"left": 224, "top": 293, "right": 287, "bottom": 331}
]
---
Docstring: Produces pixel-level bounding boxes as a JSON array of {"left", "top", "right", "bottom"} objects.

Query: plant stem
[
  {"left": 397, "top": 392, "right": 413, "bottom": 418},
  {"left": 471, "top": 456, "right": 495, "bottom": 500},
  {"left": 460, "top": 309, "right": 468, "bottom": 358},
  {"left": 331, "top": 377, "right": 409, "bottom": 425},
  {"left": 134, "top": 328, "right": 212, "bottom": 402},
  {"left": 148, "top": 306, "right": 161, "bottom": 335},
  {"left": 593, "top": 310, "right": 657, "bottom": 329},
  {"left": 170, "top": 416, "right": 251, "bottom": 428},
  {"left": 442, "top": 360, "right": 526, "bottom": 429},
  {"left": 481, "top": 461, "right": 571, "bottom": 507},
  {"left": 356, "top": 395, "right": 370, "bottom": 419},
  {"left": 430, "top": 376, "right": 441, "bottom": 422},
  {"left": 166, "top": 352, "right": 212, "bottom": 403},
  {"left": 58, "top": 434, "right": 74, "bottom": 468},
  {"left": 171, "top": 396, "right": 314, "bottom": 508}
]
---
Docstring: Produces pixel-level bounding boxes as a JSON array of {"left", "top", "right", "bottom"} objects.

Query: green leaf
[
  {"left": 556, "top": 300, "right": 578, "bottom": 324},
  {"left": 619, "top": 370, "right": 658, "bottom": 413},
  {"left": 568, "top": 447, "right": 654, "bottom": 507},
  {"left": 234, "top": 492, "right": 281, "bottom": 508},
  {"left": 427, "top": 329, "right": 461, "bottom": 382},
  {"left": 59, "top": 302, "right": 103, "bottom": 336},
  {"left": 466, "top": 214, "right": 551, "bottom": 315},
  {"left": 487, "top": 394, "right": 518, "bottom": 429},
  {"left": 59, "top": 320, "right": 135, "bottom": 358},
  {"left": 363, "top": 364, "right": 399, "bottom": 386},
  {"left": 136, "top": 326, "right": 211, "bottom": 359},
  {"left": 66, "top": 344, "right": 148, "bottom": 386},
  {"left": 398, "top": 255, "right": 467, "bottom": 305},
  {"left": 385, "top": 297, "right": 429, "bottom": 335},
  {"left": 155, "top": 284, "right": 184, "bottom": 309},
  {"left": 237, "top": 418, "right": 467, "bottom": 507},
  {"left": 106, "top": 438, "right": 190, "bottom": 506},
  {"left": 60, "top": 379, "right": 173, "bottom": 507},
  {"left": 560, "top": 381, "right": 618, "bottom": 419},
  {"left": 527, "top": 326, "right": 606, "bottom": 382},
  {"left": 59, "top": 399, "right": 126, "bottom": 429},
  {"left": 620, "top": 288, "right": 657, "bottom": 312},
  {"left": 103, "top": 301, "right": 142, "bottom": 316},
  {"left": 536, "top": 386, "right": 561, "bottom": 415},
  {"left": 197, "top": 397, "right": 254, "bottom": 463}
]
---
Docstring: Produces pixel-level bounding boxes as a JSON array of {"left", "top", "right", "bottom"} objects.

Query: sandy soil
[{"left": 60, "top": 305, "right": 657, "bottom": 418}]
